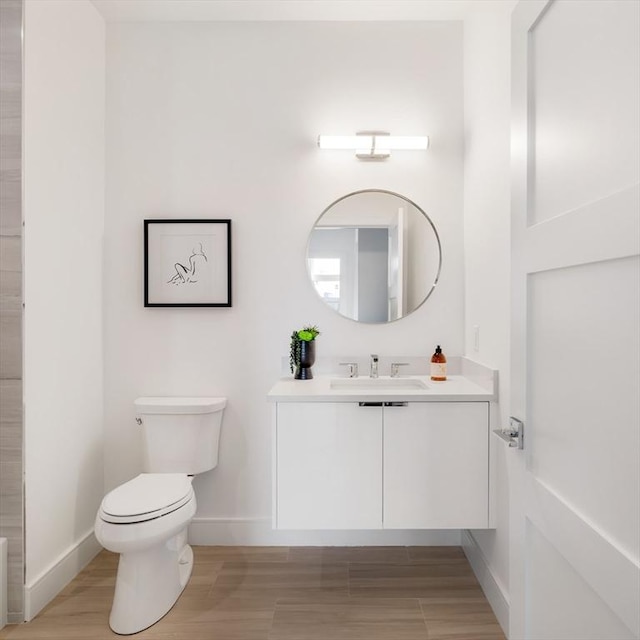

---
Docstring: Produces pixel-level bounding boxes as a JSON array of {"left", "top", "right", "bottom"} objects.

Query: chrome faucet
[
  {"left": 370, "top": 354, "right": 379, "bottom": 378},
  {"left": 339, "top": 362, "right": 359, "bottom": 378}
]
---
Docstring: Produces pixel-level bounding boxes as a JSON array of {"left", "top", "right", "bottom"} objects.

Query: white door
[{"left": 510, "top": 1, "right": 640, "bottom": 639}]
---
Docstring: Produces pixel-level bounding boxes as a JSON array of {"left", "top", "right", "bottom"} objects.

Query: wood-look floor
[{"left": 0, "top": 546, "right": 506, "bottom": 640}]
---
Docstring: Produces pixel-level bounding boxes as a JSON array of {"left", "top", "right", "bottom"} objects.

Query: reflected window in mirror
[{"left": 308, "top": 257, "right": 341, "bottom": 311}]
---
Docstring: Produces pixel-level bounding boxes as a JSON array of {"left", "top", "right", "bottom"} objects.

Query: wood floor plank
[
  {"left": 0, "top": 593, "right": 114, "bottom": 639},
  {"left": 288, "top": 546, "right": 409, "bottom": 564},
  {"left": 187, "top": 559, "right": 225, "bottom": 587},
  {"left": 420, "top": 600, "right": 506, "bottom": 640},
  {"left": 349, "top": 562, "right": 478, "bottom": 599},
  {"left": 193, "top": 546, "right": 290, "bottom": 563},
  {"left": 160, "top": 595, "right": 275, "bottom": 640},
  {"left": 418, "top": 584, "right": 494, "bottom": 605},
  {"left": 406, "top": 546, "right": 468, "bottom": 564},
  {"left": 0, "top": 618, "right": 119, "bottom": 639},
  {"left": 270, "top": 598, "right": 428, "bottom": 640},
  {"left": 209, "top": 561, "right": 349, "bottom": 601}
]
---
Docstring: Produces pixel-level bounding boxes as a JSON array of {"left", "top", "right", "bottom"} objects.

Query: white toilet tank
[{"left": 134, "top": 397, "right": 226, "bottom": 474}]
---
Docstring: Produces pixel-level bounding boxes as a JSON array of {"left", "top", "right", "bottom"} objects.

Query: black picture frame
[{"left": 144, "top": 219, "right": 232, "bottom": 307}]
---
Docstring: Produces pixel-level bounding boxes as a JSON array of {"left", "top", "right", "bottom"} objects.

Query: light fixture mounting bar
[{"left": 356, "top": 130, "right": 390, "bottom": 160}]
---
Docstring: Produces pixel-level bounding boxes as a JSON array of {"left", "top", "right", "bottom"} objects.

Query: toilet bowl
[
  {"left": 95, "top": 473, "right": 197, "bottom": 635},
  {"left": 95, "top": 396, "right": 226, "bottom": 635}
]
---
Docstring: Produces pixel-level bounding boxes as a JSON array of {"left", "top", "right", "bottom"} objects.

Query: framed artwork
[{"left": 144, "top": 219, "right": 232, "bottom": 307}]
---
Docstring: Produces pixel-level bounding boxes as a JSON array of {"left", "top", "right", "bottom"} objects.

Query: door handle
[
  {"left": 493, "top": 417, "right": 524, "bottom": 449},
  {"left": 358, "top": 402, "right": 408, "bottom": 407}
]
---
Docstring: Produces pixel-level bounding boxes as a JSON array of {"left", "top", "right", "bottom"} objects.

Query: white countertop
[{"left": 267, "top": 374, "right": 495, "bottom": 403}]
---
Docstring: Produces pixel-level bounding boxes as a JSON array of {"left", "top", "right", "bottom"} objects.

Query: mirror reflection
[{"left": 307, "top": 190, "right": 441, "bottom": 323}]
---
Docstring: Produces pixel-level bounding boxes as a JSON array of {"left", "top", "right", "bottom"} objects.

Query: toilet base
[{"left": 109, "top": 529, "right": 193, "bottom": 635}]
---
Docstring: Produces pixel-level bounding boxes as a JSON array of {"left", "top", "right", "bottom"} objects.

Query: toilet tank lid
[{"left": 135, "top": 396, "right": 226, "bottom": 415}]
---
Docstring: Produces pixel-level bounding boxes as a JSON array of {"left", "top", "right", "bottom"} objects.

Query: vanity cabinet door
[
  {"left": 276, "top": 402, "right": 382, "bottom": 529},
  {"left": 383, "top": 402, "right": 489, "bottom": 529}
]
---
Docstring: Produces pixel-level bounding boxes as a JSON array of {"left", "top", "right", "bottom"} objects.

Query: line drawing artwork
[
  {"left": 167, "top": 242, "right": 208, "bottom": 285},
  {"left": 145, "top": 219, "right": 230, "bottom": 307}
]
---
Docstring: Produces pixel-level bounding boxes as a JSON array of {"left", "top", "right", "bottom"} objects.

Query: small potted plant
[{"left": 289, "top": 325, "right": 320, "bottom": 380}]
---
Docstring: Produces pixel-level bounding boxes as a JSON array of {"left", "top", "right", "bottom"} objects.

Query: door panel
[
  {"left": 529, "top": 0, "right": 640, "bottom": 224},
  {"left": 529, "top": 256, "right": 640, "bottom": 556},
  {"left": 526, "top": 525, "right": 636, "bottom": 640},
  {"left": 510, "top": 1, "right": 640, "bottom": 638}
]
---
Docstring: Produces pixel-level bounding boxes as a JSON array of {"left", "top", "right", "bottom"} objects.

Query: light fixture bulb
[
  {"left": 317, "top": 135, "right": 373, "bottom": 150},
  {"left": 383, "top": 135, "right": 429, "bottom": 150},
  {"left": 317, "top": 133, "right": 429, "bottom": 158}
]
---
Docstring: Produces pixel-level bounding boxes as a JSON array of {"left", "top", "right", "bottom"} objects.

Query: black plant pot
[{"left": 294, "top": 340, "right": 316, "bottom": 380}]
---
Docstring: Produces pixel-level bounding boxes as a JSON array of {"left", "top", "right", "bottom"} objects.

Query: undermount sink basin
[{"left": 330, "top": 377, "right": 428, "bottom": 390}]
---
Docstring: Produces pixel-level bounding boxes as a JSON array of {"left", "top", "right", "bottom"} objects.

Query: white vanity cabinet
[
  {"left": 383, "top": 402, "right": 489, "bottom": 529},
  {"left": 274, "top": 400, "right": 490, "bottom": 530},
  {"left": 276, "top": 402, "right": 383, "bottom": 529}
]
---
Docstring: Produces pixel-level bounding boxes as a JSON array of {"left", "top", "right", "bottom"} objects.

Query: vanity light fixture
[{"left": 317, "top": 132, "right": 429, "bottom": 160}]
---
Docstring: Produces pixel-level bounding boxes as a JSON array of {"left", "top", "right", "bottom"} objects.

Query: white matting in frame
[{"left": 144, "top": 219, "right": 232, "bottom": 307}]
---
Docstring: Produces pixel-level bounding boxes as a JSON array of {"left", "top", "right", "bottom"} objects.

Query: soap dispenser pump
[{"left": 430, "top": 345, "right": 447, "bottom": 381}]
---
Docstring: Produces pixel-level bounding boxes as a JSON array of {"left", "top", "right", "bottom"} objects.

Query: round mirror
[{"left": 306, "top": 189, "right": 441, "bottom": 323}]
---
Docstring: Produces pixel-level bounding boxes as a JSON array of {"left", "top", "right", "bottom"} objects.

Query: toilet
[{"left": 94, "top": 396, "right": 226, "bottom": 635}]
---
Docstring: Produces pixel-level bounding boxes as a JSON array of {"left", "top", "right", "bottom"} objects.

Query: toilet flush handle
[{"left": 135, "top": 417, "right": 142, "bottom": 425}]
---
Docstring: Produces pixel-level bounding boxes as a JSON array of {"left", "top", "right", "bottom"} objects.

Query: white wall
[
  {"left": 463, "top": 4, "right": 514, "bottom": 628},
  {"left": 23, "top": 0, "right": 105, "bottom": 597},
  {"left": 104, "top": 21, "right": 465, "bottom": 539}
]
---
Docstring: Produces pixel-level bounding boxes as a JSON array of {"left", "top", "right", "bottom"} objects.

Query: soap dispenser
[{"left": 430, "top": 345, "right": 447, "bottom": 381}]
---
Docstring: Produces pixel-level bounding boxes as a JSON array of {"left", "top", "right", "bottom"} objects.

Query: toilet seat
[{"left": 100, "top": 474, "right": 194, "bottom": 524}]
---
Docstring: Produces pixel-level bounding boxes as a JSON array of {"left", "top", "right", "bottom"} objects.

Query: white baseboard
[
  {"left": 462, "top": 530, "right": 509, "bottom": 635},
  {"left": 0, "top": 538, "right": 7, "bottom": 631},
  {"left": 189, "top": 517, "right": 462, "bottom": 546},
  {"left": 24, "top": 531, "right": 102, "bottom": 622}
]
